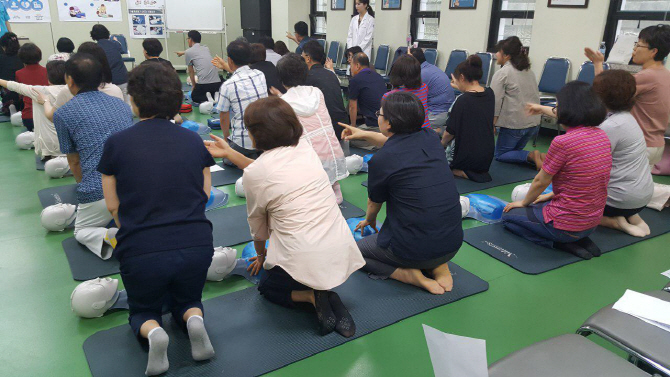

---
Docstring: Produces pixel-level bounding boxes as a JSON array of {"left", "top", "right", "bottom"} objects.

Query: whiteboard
[{"left": 165, "top": 0, "right": 224, "bottom": 31}]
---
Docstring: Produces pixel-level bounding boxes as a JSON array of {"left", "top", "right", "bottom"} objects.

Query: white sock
[
  {"left": 187, "top": 315, "right": 215, "bottom": 361},
  {"left": 145, "top": 327, "right": 169, "bottom": 376}
]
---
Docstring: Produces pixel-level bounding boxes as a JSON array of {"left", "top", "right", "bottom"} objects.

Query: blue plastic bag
[
  {"left": 346, "top": 217, "right": 377, "bottom": 241},
  {"left": 464, "top": 194, "right": 508, "bottom": 224}
]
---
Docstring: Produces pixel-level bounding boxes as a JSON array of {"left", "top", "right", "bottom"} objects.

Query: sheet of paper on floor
[{"left": 423, "top": 324, "right": 489, "bottom": 377}]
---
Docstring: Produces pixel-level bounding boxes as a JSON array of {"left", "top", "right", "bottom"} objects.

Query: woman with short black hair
[
  {"left": 0, "top": 32, "right": 22, "bottom": 113},
  {"left": 504, "top": 81, "right": 612, "bottom": 260},
  {"left": 49, "top": 37, "right": 75, "bottom": 62},
  {"left": 441, "top": 55, "right": 495, "bottom": 182},
  {"left": 90, "top": 24, "right": 128, "bottom": 94},
  {"left": 384, "top": 54, "right": 431, "bottom": 128},
  {"left": 342, "top": 91, "right": 463, "bottom": 295},
  {"left": 16, "top": 43, "right": 48, "bottom": 131},
  {"left": 206, "top": 96, "right": 365, "bottom": 338},
  {"left": 98, "top": 62, "right": 217, "bottom": 376}
]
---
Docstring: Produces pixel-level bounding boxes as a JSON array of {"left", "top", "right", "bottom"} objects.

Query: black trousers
[
  {"left": 258, "top": 267, "right": 311, "bottom": 308},
  {"left": 356, "top": 233, "right": 457, "bottom": 278},
  {"left": 191, "top": 81, "right": 222, "bottom": 104},
  {"left": 120, "top": 245, "right": 214, "bottom": 339},
  {"left": 22, "top": 118, "right": 34, "bottom": 132}
]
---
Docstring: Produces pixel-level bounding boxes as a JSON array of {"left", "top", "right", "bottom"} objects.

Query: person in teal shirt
[{"left": 0, "top": 2, "right": 11, "bottom": 39}]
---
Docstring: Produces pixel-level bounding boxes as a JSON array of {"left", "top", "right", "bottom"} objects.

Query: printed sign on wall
[
  {"left": 128, "top": 0, "right": 165, "bottom": 38},
  {"left": 58, "top": 0, "right": 122, "bottom": 22},
  {"left": 3, "top": 0, "right": 51, "bottom": 23}
]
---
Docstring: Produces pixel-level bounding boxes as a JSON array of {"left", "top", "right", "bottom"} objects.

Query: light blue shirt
[
  {"left": 0, "top": 3, "right": 10, "bottom": 38},
  {"left": 420, "top": 61, "right": 455, "bottom": 115}
]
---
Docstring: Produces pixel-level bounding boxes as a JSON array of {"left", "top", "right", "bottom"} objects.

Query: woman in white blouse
[
  {"left": 205, "top": 97, "right": 365, "bottom": 338},
  {"left": 347, "top": 0, "right": 375, "bottom": 58}
]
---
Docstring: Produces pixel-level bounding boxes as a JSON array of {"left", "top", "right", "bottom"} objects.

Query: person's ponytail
[{"left": 495, "top": 36, "right": 530, "bottom": 71}]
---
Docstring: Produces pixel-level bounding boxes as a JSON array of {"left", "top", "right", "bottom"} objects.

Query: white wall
[
  {"left": 271, "top": 0, "right": 310, "bottom": 52},
  {"left": 11, "top": 0, "right": 242, "bottom": 68},
  {"left": 436, "top": 0, "right": 492, "bottom": 68},
  {"left": 528, "top": 1, "right": 610, "bottom": 80}
]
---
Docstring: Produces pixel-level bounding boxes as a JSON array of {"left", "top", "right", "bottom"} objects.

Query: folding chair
[
  {"left": 576, "top": 61, "right": 610, "bottom": 85},
  {"left": 533, "top": 57, "right": 571, "bottom": 146},
  {"left": 577, "top": 288, "right": 670, "bottom": 377},
  {"left": 374, "top": 44, "right": 391, "bottom": 80},
  {"left": 391, "top": 46, "right": 407, "bottom": 67},
  {"left": 111, "top": 34, "right": 135, "bottom": 68},
  {"left": 444, "top": 49, "right": 468, "bottom": 80},
  {"left": 424, "top": 48, "right": 438, "bottom": 66},
  {"left": 475, "top": 52, "right": 495, "bottom": 87},
  {"left": 489, "top": 334, "right": 651, "bottom": 377},
  {"left": 327, "top": 40, "right": 341, "bottom": 67}
]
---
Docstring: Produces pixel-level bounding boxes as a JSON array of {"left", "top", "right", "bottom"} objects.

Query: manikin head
[
  {"left": 15, "top": 131, "right": 34, "bottom": 149},
  {"left": 71, "top": 277, "right": 119, "bottom": 318},
  {"left": 45, "top": 156, "right": 71, "bottom": 179},
  {"left": 40, "top": 203, "right": 77, "bottom": 232},
  {"left": 207, "top": 247, "right": 237, "bottom": 281}
]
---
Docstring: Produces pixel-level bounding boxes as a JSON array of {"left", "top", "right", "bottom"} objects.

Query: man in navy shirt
[
  {"left": 344, "top": 92, "right": 463, "bottom": 295},
  {"left": 54, "top": 53, "right": 134, "bottom": 260},
  {"left": 410, "top": 47, "right": 455, "bottom": 133},
  {"left": 348, "top": 52, "right": 387, "bottom": 129},
  {"left": 287, "top": 21, "right": 313, "bottom": 54}
]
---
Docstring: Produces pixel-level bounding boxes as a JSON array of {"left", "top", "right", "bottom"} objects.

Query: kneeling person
[
  {"left": 98, "top": 63, "right": 217, "bottom": 375},
  {"left": 53, "top": 53, "right": 134, "bottom": 259}
]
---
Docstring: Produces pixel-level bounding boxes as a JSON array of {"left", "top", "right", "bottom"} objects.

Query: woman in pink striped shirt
[
  {"left": 383, "top": 54, "right": 431, "bottom": 129},
  {"left": 503, "top": 81, "right": 612, "bottom": 260}
]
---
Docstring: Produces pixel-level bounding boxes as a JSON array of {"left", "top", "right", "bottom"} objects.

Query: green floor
[{"left": 1, "top": 108, "right": 669, "bottom": 377}]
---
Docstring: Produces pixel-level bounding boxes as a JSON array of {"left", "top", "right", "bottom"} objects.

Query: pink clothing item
[
  {"left": 541, "top": 126, "right": 612, "bottom": 232},
  {"left": 280, "top": 86, "right": 348, "bottom": 184},
  {"left": 383, "top": 84, "right": 431, "bottom": 128},
  {"left": 244, "top": 139, "right": 365, "bottom": 290},
  {"left": 632, "top": 67, "right": 670, "bottom": 148}
]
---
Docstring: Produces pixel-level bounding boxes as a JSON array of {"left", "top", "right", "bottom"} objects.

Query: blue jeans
[
  {"left": 502, "top": 203, "right": 595, "bottom": 249},
  {"left": 495, "top": 126, "right": 539, "bottom": 164}
]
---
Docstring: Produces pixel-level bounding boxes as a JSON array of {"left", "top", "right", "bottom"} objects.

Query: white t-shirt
[{"left": 54, "top": 83, "right": 125, "bottom": 109}]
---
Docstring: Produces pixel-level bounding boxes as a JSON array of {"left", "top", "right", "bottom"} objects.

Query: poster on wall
[
  {"left": 57, "top": 0, "right": 123, "bottom": 22},
  {"left": 2, "top": 0, "right": 51, "bottom": 22},
  {"left": 128, "top": 0, "right": 165, "bottom": 39}
]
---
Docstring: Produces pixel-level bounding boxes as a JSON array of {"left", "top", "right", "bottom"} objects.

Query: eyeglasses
[
  {"left": 634, "top": 42, "right": 651, "bottom": 49},
  {"left": 375, "top": 110, "right": 383, "bottom": 118}
]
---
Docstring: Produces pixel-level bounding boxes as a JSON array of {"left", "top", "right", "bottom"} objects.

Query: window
[
  {"left": 603, "top": 0, "right": 670, "bottom": 57},
  {"left": 411, "top": 0, "right": 442, "bottom": 48},
  {"left": 311, "top": 0, "right": 328, "bottom": 38},
  {"left": 487, "top": 0, "right": 535, "bottom": 51}
]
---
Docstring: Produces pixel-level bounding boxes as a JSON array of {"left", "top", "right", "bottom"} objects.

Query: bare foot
[
  {"left": 528, "top": 150, "right": 543, "bottom": 170},
  {"left": 627, "top": 214, "right": 651, "bottom": 236},
  {"left": 615, "top": 216, "right": 647, "bottom": 237},
  {"left": 431, "top": 263, "right": 453, "bottom": 292},
  {"left": 452, "top": 169, "right": 469, "bottom": 180},
  {"left": 390, "top": 268, "right": 445, "bottom": 295}
]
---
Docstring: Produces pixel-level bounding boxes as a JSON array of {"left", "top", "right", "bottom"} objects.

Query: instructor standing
[{"left": 347, "top": 0, "right": 375, "bottom": 58}]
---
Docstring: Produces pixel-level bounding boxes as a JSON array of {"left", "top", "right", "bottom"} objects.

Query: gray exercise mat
[
  {"left": 63, "top": 237, "right": 120, "bottom": 281},
  {"left": 464, "top": 208, "right": 670, "bottom": 274},
  {"left": 61, "top": 202, "right": 366, "bottom": 281},
  {"left": 362, "top": 160, "right": 538, "bottom": 194},
  {"left": 36, "top": 155, "right": 45, "bottom": 170},
  {"left": 83, "top": 263, "right": 489, "bottom": 377},
  {"left": 38, "top": 184, "right": 78, "bottom": 208},
  {"left": 0, "top": 114, "right": 10, "bottom": 122},
  {"left": 211, "top": 164, "right": 243, "bottom": 186}
]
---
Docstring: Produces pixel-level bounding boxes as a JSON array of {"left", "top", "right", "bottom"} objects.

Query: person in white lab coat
[{"left": 347, "top": 0, "right": 375, "bottom": 58}]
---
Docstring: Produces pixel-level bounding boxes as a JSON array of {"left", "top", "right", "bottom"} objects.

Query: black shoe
[
  {"left": 554, "top": 242, "right": 593, "bottom": 260},
  {"left": 314, "top": 290, "right": 337, "bottom": 336},
  {"left": 328, "top": 292, "right": 356, "bottom": 338},
  {"left": 575, "top": 237, "right": 601, "bottom": 257}
]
